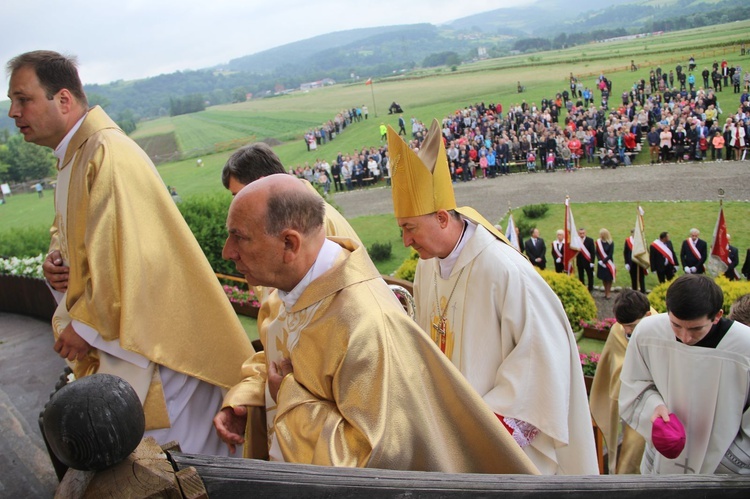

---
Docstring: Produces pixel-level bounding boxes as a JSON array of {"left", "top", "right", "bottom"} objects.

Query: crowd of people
[
  {"left": 302, "top": 105, "right": 370, "bottom": 152},
  {"left": 297, "top": 56, "right": 750, "bottom": 184},
  {"left": 288, "top": 144, "right": 389, "bottom": 193}
]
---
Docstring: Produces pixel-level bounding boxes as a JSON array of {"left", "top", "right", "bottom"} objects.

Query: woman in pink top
[
  {"left": 711, "top": 131, "right": 725, "bottom": 161},
  {"left": 659, "top": 125, "right": 673, "bottom": 162}
]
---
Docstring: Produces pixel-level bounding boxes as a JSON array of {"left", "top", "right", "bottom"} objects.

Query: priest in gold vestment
[
  {"left": 387, "top": 120, "right": 599, "bottom": 475},
  {"left": 7, "top": 51, "right": 253, "bottom": 455},
  {"left": 215, "top": 174, "right": 539, "bottom": 474}
]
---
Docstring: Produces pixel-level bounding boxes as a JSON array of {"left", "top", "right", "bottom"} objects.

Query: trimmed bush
[
  {"left": 522, "top": 203, "right": 549, "bottom": 219},
  {"left": 177, "top": 193, "right": 236, "bottom": 275},
  {"left": 514, "top": 215, "right": 534, "bottom": 238},
  {"left": 649, "top": 275, "right": 750, "bottom": 314},
  {"left": 537, "top": 269, "right": 598, "bottom": 332},
  {"left": 0, "top": 226, "right": 50, "bottom": 258},
  {"left": 369, "top": 241, "right": 392, "bottom": 262},
  {"left": 394, "top": 249, "right": 419, "bottom": 282}
]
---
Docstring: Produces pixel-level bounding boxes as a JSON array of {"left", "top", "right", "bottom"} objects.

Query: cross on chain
[{"left": 675, "top": 458, "right": 695, "bottom": 474}]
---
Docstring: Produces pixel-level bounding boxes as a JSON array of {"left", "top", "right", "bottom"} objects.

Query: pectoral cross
[
  {"left": 675, "top": 458, "right": 695, "bottom": 474},
  {"left": 433, "top": 316, "right": 447, "bottom": 338}
]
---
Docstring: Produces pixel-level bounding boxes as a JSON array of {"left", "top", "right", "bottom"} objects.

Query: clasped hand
[
  {"left": 53, "top": 323, "right": 91, "bottom": 361},
  {"left": 43, "top": 250, "right": 69, "bottom": 292}
]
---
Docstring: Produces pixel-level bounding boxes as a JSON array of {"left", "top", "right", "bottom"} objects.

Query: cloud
[{"left": 2, "top": 0, "right": 531, "bottom": 94}]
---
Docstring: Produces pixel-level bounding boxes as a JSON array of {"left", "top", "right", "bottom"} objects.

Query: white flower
[{"left": 0, "top": 253, "right": 45, "bottom": 279}]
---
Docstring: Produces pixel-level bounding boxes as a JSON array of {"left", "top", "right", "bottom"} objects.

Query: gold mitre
[
  {"left": 388, "top": 119, "right": 455, "bottom": 218},
  {"left": 388, "top": 118, "right": 514, "bottom": 248}
]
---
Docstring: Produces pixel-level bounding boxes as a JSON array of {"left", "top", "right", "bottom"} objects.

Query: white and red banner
[
  {"left": 708, "top": 205, "right": 729, "bottom": 276},
  {"left": 505, "top": 212, "right": 521, "bottom": 253},
  {"left": 632, "top": 205, "right": 650, "bottom": 272},
  {"left": 564, "top": 197, "right": 582, "bottom": 274}
]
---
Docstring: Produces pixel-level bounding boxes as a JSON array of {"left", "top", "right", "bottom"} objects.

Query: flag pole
[{"left": 370, "top": 79, "right": 377, "bottom": 118}]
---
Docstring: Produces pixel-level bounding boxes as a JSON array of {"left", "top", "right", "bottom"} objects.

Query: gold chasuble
[
  {"left": 51, "top": 106, "right": 253, "bottom": 428},
  {"left": 223, "top": 237, "right": 538, "bottom": 474},
  {"left": 590, "top": 313, "right": 654, "bottom": 474}
]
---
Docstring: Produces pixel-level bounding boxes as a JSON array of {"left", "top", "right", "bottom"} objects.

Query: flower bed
[
  {"left": 223, "top": 285, "right": 260, "bottom": 318},
  {"left": 0, "top": 254, "right": 57, "bottom": 321},
  {"left": 579, "top": 317, "right": 616, "bottom": 341},
  {"left": 579, "top": 348, "right": 601, "bottom": 395}
]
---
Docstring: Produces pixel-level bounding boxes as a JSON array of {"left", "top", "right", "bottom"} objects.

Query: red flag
[
  {"left": 707, "top": 205, "right": 729, "bottom": 276},
  {"left": 365, "top": 78, "right": 372, "bottom": 85},
  {"left": 564, "top": 197, "right": 582, "bottom": 274}
]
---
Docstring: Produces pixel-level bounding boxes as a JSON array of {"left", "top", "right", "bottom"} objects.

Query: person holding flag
[
  {"left": 563, "top": 197, "right": 582, "bottom": 275},
  {"left": 725, "top": 235, "right": 740, "bottom": 281},
  {"left": 624, "top": 230, "right": 647, "bottom": 293},
  {"left": 707, "top": 202, "right": 741, "bottom": 280},
  {"left": 597, "top": 228, "right": 616, "bottom": 299},
  {"left": 577, "top": 228, "right": 596, "bottom": 291},
  {"left": 624, "top": 206, "right": 650, "bottom": 293},
  {"left": 505, "top": 210, "right": 522, "bottom": 253},
  {"left": 681, "top": 228, "right": 708, "bottom": 275}
]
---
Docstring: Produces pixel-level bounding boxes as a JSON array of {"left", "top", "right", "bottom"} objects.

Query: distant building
[{"left": 300, "top": 78, "right": 336, "bottom": 91}]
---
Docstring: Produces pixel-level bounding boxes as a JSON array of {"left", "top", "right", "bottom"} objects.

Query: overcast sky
[{"left": 1, "top": 0, "right": 533, "bottom": 99}]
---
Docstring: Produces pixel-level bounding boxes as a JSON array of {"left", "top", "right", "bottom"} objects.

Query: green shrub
[
  {"left": 177, "top": 193, "right": 235, "bottom": 275},
  {"left": 537, "top": 269, "right": 598, "bottom": 332},
  {"left": 648, "top": 280, "right": 670, "bottom": 313},
  {"left": 522, "top": 203, "right": 549, "bottom": 219},
  {"left": 0, "top": 226, "right": 50, "bottom": 258},
  {"left": 394, "top": 249, "right": 419, "bottom": 282},
  {"left": 514, "top": 215, "right": 534, "bottom": 238},
  {"left": 368, "top": 241, "right": 392, "bottom": 262},
  {"left": 649, "top": 275, "right": 750, "bottom": 315}
]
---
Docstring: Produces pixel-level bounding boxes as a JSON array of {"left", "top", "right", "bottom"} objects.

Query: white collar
[
  {"left": 439, "top": 218, "right": 476, "bottom": 279},
  {"left": 278, "top": 238, "right": 343, "bottom": 309},
  {"left": 54, "top": 112, "right": 88, "bottom": 169}
]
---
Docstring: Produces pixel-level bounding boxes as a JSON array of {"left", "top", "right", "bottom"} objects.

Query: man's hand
[
  {"left": 268, "top": 358, "right": 294, "bottom": 403},
  {"left": 684, "top": 266, "right": 691, "bottom": 274},
  {"left": 625, "top": 263, "right": 631, "bottom": 271},
  {"left": 590, "top": 263, "right": 595, "bottom": 268},
  {"left": 53, "top": 323, "right": 91, "bottom": 361},
  {"left": 213, "top": 406, "right": 248, "bottom": 454},
  {"left": 651, "top": 404, "right": 670, "bottom": 423},
  {"left": 43, "top": 250, "right": 69, "bottom": 292}
]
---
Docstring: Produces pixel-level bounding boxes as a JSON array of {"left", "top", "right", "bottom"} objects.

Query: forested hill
[{"left": 0, "top": 0, "right": 747, "bottom": 131}]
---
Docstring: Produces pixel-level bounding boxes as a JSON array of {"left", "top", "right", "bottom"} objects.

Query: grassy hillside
[{"left": 128, "top": 19, "right": 747, "bottom": 174}]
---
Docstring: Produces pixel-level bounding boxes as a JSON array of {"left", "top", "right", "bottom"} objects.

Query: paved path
[
  {"left": 333, "top": 160, "right": 750, "bottom": 219},
  {"left": 0, "top": 312, "right": 65, "bottom": 497}
]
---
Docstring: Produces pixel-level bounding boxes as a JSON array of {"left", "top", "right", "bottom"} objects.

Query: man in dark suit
[
  {"left": 726, "top": 234, "right": 740, "bottom": 281},
  {"left": 524, "top": 228, "right": 546, "bottom": 270},
  {"left": 650, "top": 231, "right": 678, "bottom": 283},
  {"left": 742, "top": 248, "right": 750, "bottom": 280},
  {"left": 577, "top": 228, "right": 595, "bottom": 291},
  {"left": 680, "top": 228, "right": 708, "bottom": 274}
]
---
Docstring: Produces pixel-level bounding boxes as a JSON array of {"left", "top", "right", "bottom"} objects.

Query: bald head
[
  {"left": 225, "top": 174, "right": 326, "bottom": 291},
  {"left": 233, "top": 174, "right": 325, "bottom": 236}
]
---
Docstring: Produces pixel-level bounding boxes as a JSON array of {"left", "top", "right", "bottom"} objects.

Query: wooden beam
[{"left": 170, "top": 453, "right": 750, "bottom": 498}]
